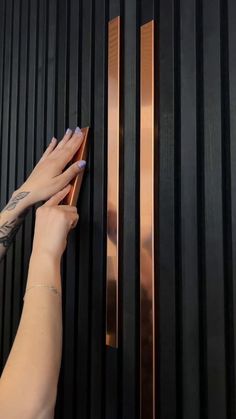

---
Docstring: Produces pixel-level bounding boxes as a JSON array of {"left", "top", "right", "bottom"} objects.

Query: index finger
[{"left": 43, "top": 184, "right": 72, "bottom": 207}]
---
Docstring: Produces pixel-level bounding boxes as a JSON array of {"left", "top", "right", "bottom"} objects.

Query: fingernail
[
  {"left": 75, "top": 126, "right": 82, "bottom": 135},
  {"left": 77, "top": 160, "right": 86, "bottom": 169},
  {"left": 66, "top": 128, "right": 72, "bottom": 135},
  {"left": 51, "top": 137, "right": 57, "bottom": 143}
]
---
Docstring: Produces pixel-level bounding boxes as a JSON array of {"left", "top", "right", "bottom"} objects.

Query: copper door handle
[
  {"left": 140, "top": 19, "right": 156, "bottom": 419},
  {"left": 106, "top": 16, "right": 121, "bottom": 348}
]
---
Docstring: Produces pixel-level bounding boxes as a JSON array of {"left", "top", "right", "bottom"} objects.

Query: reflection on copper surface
[
  {"left": 62, "top": 127, "right": 89, "bottom": 206},
  {"left": 106, "top": 16, "right": 120, "bottom": 348},
  {"left": 140, "top": 20, "right": 156, "bottom": 418}
]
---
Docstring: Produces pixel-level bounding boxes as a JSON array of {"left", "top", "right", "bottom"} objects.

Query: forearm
[
  {"left": 0, "top": 190, "right": 32, "bottom": 262},
  {"left": 0, "top": 250, "right": 62, "bottom": 418}
]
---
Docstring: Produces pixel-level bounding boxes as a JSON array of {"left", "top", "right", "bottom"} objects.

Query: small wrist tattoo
[{"left": 3, "top": 191, "right": 31, "bottom": 211}]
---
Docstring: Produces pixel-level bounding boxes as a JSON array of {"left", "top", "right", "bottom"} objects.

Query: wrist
[
  {"left": 31, "top": 246, "right": 62, "bottom": 266},
  {"left": 28, "top": 249, "right": 62, "bottom": 293}
]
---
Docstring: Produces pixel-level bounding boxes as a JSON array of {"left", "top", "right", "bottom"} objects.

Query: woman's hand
[
  {"left": 32, "top": 184, "right": 79, "bottom": 260},
  {"left": 12, "top": 127, "right": 86, "bottom": 207}
]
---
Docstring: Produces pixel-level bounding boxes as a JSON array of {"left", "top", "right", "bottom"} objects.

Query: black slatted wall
[{"left": 0, "top": 0, "right": 236, "bottom": 418}]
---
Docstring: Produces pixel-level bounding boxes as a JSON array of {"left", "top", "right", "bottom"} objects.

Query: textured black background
[{"left": 0, "top": 0, "right": 236, "bottom": 418}]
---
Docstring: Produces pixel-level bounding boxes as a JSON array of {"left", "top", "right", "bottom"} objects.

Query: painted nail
[
  {"left": 75, "top": 126, "right": 82, "bottom": 135},
  {"left": 66, "top": 128, "right": 72, "bottom": 135},
  {"left": 77, "top": 160, "right": 86, "bottom": 169}
]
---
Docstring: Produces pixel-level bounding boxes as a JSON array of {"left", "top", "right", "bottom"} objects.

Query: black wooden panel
[
  {"left": 195, "top": 1, "right": 207, "bottom": 417},
  {"left": 63, "top": 0, "right": 81, "bottom": 416},
  {"left": 228, "top": 1, "right": 236, "bottom": 418},
  {"left": 23, "top": 0, "right": 38, "bottom": 271},
  {"left": 75, "top": 0, "right": 93, "bottom": 417},
  {"left": 221, "top": 1, "right": 234, "bottom": 419},
  {"left": 1, "top": 0, "right": 14, "bottom": 365},
  {"left": 179, "top": 0, "right": 200, "bottom": 417},
  {"left": 158, "top": 0, "right": 177, "bottom": 417},
  {"left": 0, "top": 0, "right": 236, "bottom": 418},
  {"left": 203, "top": 0, "right": 226, "bottom": 417},
  {"left": 6, "top": 0, "right": 21, "bottom": 353},
  {"left": 0, "top": 0, "right": 5, "bottom": 145},
  {"left": 12, "top": 0, "right": 30, "bottom": 337},
  {"left": 11, "top": 0, "right": 24, "bottom": 344},
  {"left": 45, "top": 0, "right": 57, "bottom": 142},
  {"left": 54, "top": 0, "right": 69, "bottom": 416},
  {"left": 89, "top": 0, "right": 108, "bottom": 417},
  {"left": 0, "top": 0, "right": 7, "bottom": 369},
  {"left": 121, "top": 0, "right": 139, "bottom": 417}
]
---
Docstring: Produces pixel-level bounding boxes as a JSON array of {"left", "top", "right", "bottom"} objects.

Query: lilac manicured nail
[
  {"left": 66, "top": 128, "right": 72, "bottom": 135},
  {"left": 75, "top": 126, "right": 82, "bottom": 134},
  {"left": 77, "top": 160, "right": 86, "bottom": 169}
]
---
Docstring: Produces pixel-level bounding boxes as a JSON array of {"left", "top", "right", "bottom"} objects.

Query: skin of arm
[
  {"left": 0, "top": 127, "right": 86, "bottom": 418},
  {"left": 0, "top": 127, "right": 85, "bottom": 263},
  {"left": 0, "top": 191, "right": 32, "bottom": 263},
  {"left": 0, "top": 251, "right": 62, "bottom": 419},
  {"left": 0, "top": 185, "right": 79, "bottom": 419}
]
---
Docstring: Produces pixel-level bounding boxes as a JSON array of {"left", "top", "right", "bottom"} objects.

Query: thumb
[{"left": 43, "top": 184, "right": 72, "bottom": 207}]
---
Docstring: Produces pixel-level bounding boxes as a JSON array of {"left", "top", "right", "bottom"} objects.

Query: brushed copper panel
[
  {"left": 106, "top": 16, "right": 120, "bottom": 348},
  {"left": 62, "top": 127, "right": 89, "bottom": 206},
  {"left": 140, "top": 20, "right": 156, "bottom": 418}
]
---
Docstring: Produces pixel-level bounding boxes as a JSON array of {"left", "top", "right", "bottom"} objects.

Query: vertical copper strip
[
  {"left": 140, "top": 20, "right": 156, "bottom": 418},
  {"left": 106, "top": 16, "right": 120, "bottom": 348}
]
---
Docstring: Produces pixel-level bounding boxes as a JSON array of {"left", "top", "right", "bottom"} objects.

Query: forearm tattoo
[
  {"left": 3, "top": 191, "right": 30, "bottom": 211},
  {"left": 0, "top": 207, "right": 30, "bottom": 262},
  {"left": 0, "top": 219, "right": 22, "bottom": 247}
]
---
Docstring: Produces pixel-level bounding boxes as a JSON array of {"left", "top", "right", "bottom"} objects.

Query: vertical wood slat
[
  {"left": 7, "top": 0, "right": 21, "bottom": 351},
  {"left": 55, "top": 0, "right": 68, "bottom": 140},
  {"left": 75, "top": 0, "right": 93, "bottom": 417},
  {"left": 203, "top": 0, "right": 226, "bottom": 417},
  {"left": 158, "top": 0, "right": 177, "bottom": 417},
  {"left": 179, "top": 0, "right": 200, "bottom": 418},
  {"left": 1, "top": 0, "right": 14, "bottom": 365},
  {"left": 195, "top": 0, "right": 207, "bottom": 416},
  {"left": 174, "top": 0, "right": 182, "bottom": 416},
  {"left": 45, "top": 0, "right": 57, "bottom": 142},
  {"left": 0, "top": 0, "right": 13, "bottom": 205},
  {"left": 220, "top": 0, "right": 234, "bottom": 418},
  {"left": 21, "top": 0, "right": 38, "bottom": 309},
  {"left": 35, "top": 0, "right": 47, "bottom": 167},
  {"left": 122, "top": 0, "right": 139, "bottom": 418},
  {"left": 0, "top": 0, "right": 7, "bottom": 370},
  {"left": 0, "top": 0, "right": 5, "bottom": 150},
  {"left": 228, "top": 1, "right": 236, "bottom": 418},
  {"left": 54, "top": 0, "right": 69, "bottom": 417},
  {"left": 12, "top": 0, "right": 30, "bottom": 340},
  {"left": 63, "top": 0, "right": 81, "bottom": 417},
  {"left": 90, "top": 0, "right": 108, "bottom": 417}
]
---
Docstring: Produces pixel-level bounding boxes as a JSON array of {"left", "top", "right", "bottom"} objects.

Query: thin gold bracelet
[{"left": 23, "top": 284, "right": 62, "bottom": 301}]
